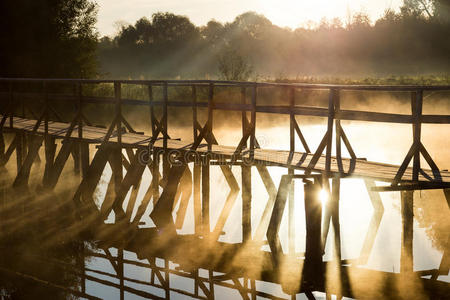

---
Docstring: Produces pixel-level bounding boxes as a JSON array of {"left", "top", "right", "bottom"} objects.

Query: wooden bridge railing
[{"left": 1, "top": 78, "right": 449, "bottom": 187}]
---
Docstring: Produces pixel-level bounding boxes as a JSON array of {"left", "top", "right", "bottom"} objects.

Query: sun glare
[{"left": 319, "top": 189, "right": 329, "bottom": 205}]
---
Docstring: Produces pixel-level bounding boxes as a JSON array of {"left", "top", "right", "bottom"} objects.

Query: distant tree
[
  {"left": 0, "top": 0, "right": 98, "bottom": 78},
  {"left": 218, "top": 47, "right": 253, "bottom": 81}
]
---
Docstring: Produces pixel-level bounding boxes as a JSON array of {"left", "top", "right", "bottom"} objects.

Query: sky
[{"left": 95, "top": 0, "right": 403, "bottom": 37}]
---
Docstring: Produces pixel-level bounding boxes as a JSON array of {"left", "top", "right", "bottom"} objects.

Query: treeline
[
  {"left": 99, "top": 3, "right": 450, "bottom": 80},
  {"left": 1, "top": 0, "right": 449, "bottom": 80}
]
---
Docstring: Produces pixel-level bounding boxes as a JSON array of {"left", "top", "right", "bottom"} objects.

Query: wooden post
[
  {"left": 44, "top": 82, "right": 49, "bottom": 137},
  {"left": 250, "top": 84, "right": 256, "bottom": 159},
  {"left": 401, "top": 190, "right": 414, "bottom": 273},
  {"left": 335, "top": 91, "right": 343, "bottom": 172},
  {"left": 152, "top": 148, "right": 160, "bottom": 204},
  {"left": 165, "top": 259, "right": 170, "bottom": 299},
  {"left": 163, "top": 82, "right": 169, "bottom": 177},
  {"left": 325, "top": 89, "right": 336, "bottom": 175},
  {"left": 242, "top": 165, "right": 252, "bottom": 243},
  {"left": 288, "top": 87, "right": 296, "bottom": 254},
  {"left": 331, "top": 176, "right": 341, "bottom": 260},
  {"left": 303, "top": 178, "right": 323, "bottom": 284},
  {"left": 412, "top": 91, "right": 423, "bottom": 182},
  {"left": 289, "top": 87, "right": 295, "bottom": 153},
  {"left": 15, "top": 133, "right": 24, "bottom": 175},
  {"left": 194, "top": 162, "right": 202, "bottom": 235},
  {"left": 192, "top": 85, "right": 197, "bottom": 141},
  {"left": 9, "top": 82, "right": 13, "bottom": 128},
  {"left": 241, "top": 87, "right": 247, "bottom": 146},
  {"left": 288, "top": 168, "right": 295, "bottom": 254},
  {"left": 202, "top": 158, "right": 210, "bottom": 236},
  {"left": 148, "top": 84, "right": 156, "bottom": 137},
  {"left": 207, "top": 83, "right": 214, "bottom": 152},
  {"left": 114, "top": 82, "right": 122, "bottom": 146}
]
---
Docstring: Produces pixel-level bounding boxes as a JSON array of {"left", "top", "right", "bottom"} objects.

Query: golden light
[{"left": 319, "top": 188, "right": 329, "bottom": 205}]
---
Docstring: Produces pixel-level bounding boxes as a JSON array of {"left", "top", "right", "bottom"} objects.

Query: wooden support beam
[
  {"left": 202, "top": 160, "right": 210, "bottom": 236},
  {"left": 242, "top": 165, "right": 252, "bottom": 243},
  {"left": 267, "top": 175, "right": 291, "bottom": 268},
  {"left": 45, "top": 140, "right": 75, "bottom": 189},
  {"left": 0, "top": 134, "right": 17, "bottom": 167},
  {"left": 73, "top": 145, "right": 112, "bottom": 215},
  {"left": 358, "top": 179, "right": 384, "bottom": 265},
  {"left": 288, "top": 168, "right": 295, "bottom": 254},
  {"left": 400, "top": 190, "right": 414, "bottom": 274},
  {"left": 302, "top": 178, "right": 323, "bottom": 287},
  {"left": 194, "top": 162, "right": 202, "bottom": 235},
  {"left": 174, "top": 167, "right": 193, "bottom": 229},
  {"left": 210, "top": 165, "right": 239, "bottom": 239},
  {"left": 411, "top": 91, "right": 423, "bottom": 182},
  {"left": 150, "top": 164, "right": 187, "bottom": 235},
  {"left": 13, "top": 135, "right": 43, "bottom": 187},
  {"left": 16, "top": 132, "right": 24, "bottom": 175},
  {"left": 43, "top": 136, "right": 56, "bottom": 184},
  {"left": 253, "top": 165, "right": 278, "bottom": 242}
]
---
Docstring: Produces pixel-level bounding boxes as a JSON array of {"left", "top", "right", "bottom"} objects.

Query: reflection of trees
[{"left": 414, "top": 189, "right": 449, "bottom": 252}]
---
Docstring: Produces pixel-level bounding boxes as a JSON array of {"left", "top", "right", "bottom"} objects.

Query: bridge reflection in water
[{"left": 0, "top": 78, "right": 449, "bottom": 299}]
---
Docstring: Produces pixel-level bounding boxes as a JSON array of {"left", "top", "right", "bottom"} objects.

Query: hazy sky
[{"left": 96, "top": 0, "right": 403, "bottom": 36}]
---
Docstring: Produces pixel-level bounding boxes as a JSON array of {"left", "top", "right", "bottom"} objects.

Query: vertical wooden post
[
  {"left": 412, "top": 90, "right": 423, "bottom": 182},
  {"left": 289, "top": 87, "right": 295, "bottom": 153},
  {"left": 401, "top": 190, "right": 414, "bottom": 273},
  {"left": 152, "top": 148, "right": 160, "bottom": 204},
  {"left": 202, "top": 158, "right": 210, "bottom": 236},
  {"left": 44, "top": 82, "right": 49, "bottom": 137},
  {"left": 148, "top": 84, "right": 156, "bottom": 137},
  {"left": 43, "top": 137, "right": 56, "bottom": 185},
  {"left": 163, "top": 82, "right": 169, "bottom": 177},
  {"left": 288, "top": 88, "right": 296, "bottom": 254},
  {"left": 16, "top": 133, "right": 23, "bottom": 174},
  {"left": 250, "top": 84, "right": 256, "bottom": 159},
  {"left": 165, "top": 259, "right": 170, "bottom": 299},
  {"left": 335, "top": 91, "right": 343, "bottom": 172},
  {"left": 9, "top": 82, "right": 13, "bottom": 128},
  {"left": 325, "top": 89, "right": 336, "bottom": 175},
  {"left": 193, "top": 162, "right": 202, "bottom": 235},
  {"left": 207, "top": 83, "right": 214, "bottom": 151},
  {"left": 242, "top": 165, "right": 252, "bottom": 243},
  {"left": 192, "top": 85, "right": 197, "bottom": 141},
  {"left": 331, "top": 176, "right": 341, "bottom": 260},
  {"left": 288, "top": 168, "right": 295, "bottom": 254},
  {"left": 303, "top": 178, "right": 323, "bottom": 283},
  {"left": 118, "top": 248, "right": 124, "bottom": 300},
  {"left": 114, "top": 82, "right": 122, "bottom": 146},
  {"left": 241, "top": 87, "right": 247, "bottom": 145}
]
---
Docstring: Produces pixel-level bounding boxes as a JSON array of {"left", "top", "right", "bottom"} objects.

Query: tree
[
  {"left": 0, "top": 0, "right": 98, "bottom": 78},
  {"left": 218, "top": 47, "right": 253, "bottom": 81}
]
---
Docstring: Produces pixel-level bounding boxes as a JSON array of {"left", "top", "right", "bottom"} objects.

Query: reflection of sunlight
[{"left": 319, "top": 189, "right": 328, "bottom": 206}]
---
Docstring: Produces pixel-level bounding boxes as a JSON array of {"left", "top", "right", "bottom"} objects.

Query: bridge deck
[{"left": 4, "top": 115, "right": 450, "bottom": 184}]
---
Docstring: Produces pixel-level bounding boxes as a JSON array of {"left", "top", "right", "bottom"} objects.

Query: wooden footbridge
[{"left": 0, "top": 78, "right": 449, "bottom": 299}]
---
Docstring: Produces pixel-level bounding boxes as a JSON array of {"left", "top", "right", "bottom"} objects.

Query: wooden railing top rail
[{"left": 1, "top": 77, "right": 449, "bottom": 91}]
